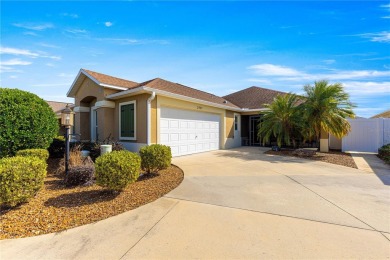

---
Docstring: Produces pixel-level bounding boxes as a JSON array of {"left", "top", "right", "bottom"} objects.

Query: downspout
[{"left": 147, "top": 91, "right": 156, "bottom": 145}]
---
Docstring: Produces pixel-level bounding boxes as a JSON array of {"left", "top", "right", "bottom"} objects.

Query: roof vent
[{"left": 223, "top": 100, "right": 228, "bottom": 104}]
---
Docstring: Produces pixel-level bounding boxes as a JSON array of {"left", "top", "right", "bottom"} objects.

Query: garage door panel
[{"left": 160, "top": 107, "right": 220, "bottom": 156}]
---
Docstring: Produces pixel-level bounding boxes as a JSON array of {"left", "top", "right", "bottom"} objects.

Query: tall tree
[
  {"left": 258, "top": 93, "right": 302, "bottom": 148},
  {"left": 302, "top": 80, "right": 355, "bottom": 145}
]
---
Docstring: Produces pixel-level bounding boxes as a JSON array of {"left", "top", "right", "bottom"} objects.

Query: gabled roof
[
  {"left": 46, "top": 101, "right": 74, "bottom": 117},
  {"left": 82, "top": 69, "right": 139, "bottom": 89},
  {"left": 67, "top": 69, "right": 286, "bottom": 111},
  {"left": 223, "top": 86, "right": 286, "bottom": 109},
  {"left": 67, "top": 69, "right": 139, "bottom": 97},
  {"left": 129, "top": 78, "right": 240, "bottom": 109},
  {"left": 371, "top": 110, "right": 390, "bottom": 118}
]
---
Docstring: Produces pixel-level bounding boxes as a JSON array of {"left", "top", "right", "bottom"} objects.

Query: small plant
[
  {"left": 0, "top": 156, "right": 47, "bottom": 207},
  {"left": 378, "top": 144, "right": 390, "bottom": 164},
  {"left": 56, "top": 145, "right": 84, "bottom": 175},
  {"left": 16, "top": 148, "right": 49, "bottom": 161},
  {"left": 139, "top": 144, "right": 172, "bottom": 174},
  {"left": 65, "top": 165, "right": 95, "bottom": 187},
  {"left": 95, "top": 150, "right": 141, "bottom": 191},
  {"left": 48, "top": 137, "right": 66, "bottom": 158}
]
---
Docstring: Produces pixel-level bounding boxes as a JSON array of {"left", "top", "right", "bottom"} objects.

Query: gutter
[{"left": 147, "top": 91, "right": 156, "bottom": 145}]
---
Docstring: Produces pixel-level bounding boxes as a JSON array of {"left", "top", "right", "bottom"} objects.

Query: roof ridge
[{"left": 82, "top": 68, "right": 138, "bottom": 86}]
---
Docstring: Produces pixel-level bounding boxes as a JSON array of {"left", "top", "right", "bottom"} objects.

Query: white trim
[
  {"left": 91, "top": 106, "right": 98, "bottom": 142},
  {"left": 119, "top": 100, "right": 137, "bottom": 141},
  {"left": 67, "top": 69, "right": 83, "bottom": 97},
  {"left": 100, "top": 83, "right": 127, "bottom": 91},
  {"left": 147, "top": 92, "right": 156, "bottom": 145},
  {"left": 106, "top": 86, "right": 147, "bottom": 99},
  {"left": 95, "top": 100, "right": 115, "bottom": 109},
  {"left": 73, "top": 106, "right": 90, "bottom": 113}
]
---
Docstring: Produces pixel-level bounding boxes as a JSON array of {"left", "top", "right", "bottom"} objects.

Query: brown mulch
[
  {"left": 265, "top": 149, "right": 358, "bottom": 169},
  {"left": 0, "top": 158, "right": 184, "bottom": 240}
]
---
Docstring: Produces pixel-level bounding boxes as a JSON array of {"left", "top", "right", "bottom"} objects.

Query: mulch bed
[
  {"left": 0, "top": 158, "right": 184, "bottom": 240},
  {"left": 265, "top": 149, "right": 357, "bottom": 169}
]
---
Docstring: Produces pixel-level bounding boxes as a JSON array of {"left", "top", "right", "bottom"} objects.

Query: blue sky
[{"left": 1, "top": 1, "right": 389, "bottom": 118}]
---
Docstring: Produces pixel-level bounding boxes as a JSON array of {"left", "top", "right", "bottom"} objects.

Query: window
[
  {"left": 234, "top": 115, "right": 239, "bottom": 131},
  {"left": 119, "top": 101, "right": 136, "bottom": 140}
]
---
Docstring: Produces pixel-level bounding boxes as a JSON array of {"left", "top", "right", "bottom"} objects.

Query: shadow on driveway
[{"left": 350, "top": 153, "right": 390, "bottom": 185}]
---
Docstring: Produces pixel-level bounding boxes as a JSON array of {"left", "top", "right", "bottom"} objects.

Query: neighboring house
[
  {"left": 67, "top": 69, "right": 286, "bottom": 156},
  {"left": 46, "top": 101, "right": 75, "bottom": 136},
  {"left": 371, "top": 110, "right": 390, "bottom": 118}
]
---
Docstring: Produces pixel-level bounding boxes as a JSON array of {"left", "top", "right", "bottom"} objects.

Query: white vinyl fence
[{"left": 342, "top": 118, "right": 390, "bottom": 153}]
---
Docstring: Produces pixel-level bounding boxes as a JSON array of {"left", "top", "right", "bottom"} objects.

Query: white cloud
[
  {"left": 105, "top": 21, "right": 113, "bottom": 27},
  {"left": 9, "top": 75, "right": 18, "bottom": 79},
  {"left": 0, "top": 66, "right": 23, "bottom": 73},
  {"left": 13, "top": 23, "right": 54, "bottom": 31},
  {"left": 0, "top": 46, "right": 61, "bottom": 60},
  {"left": 0, "top": 46, "right": 39, "bottom": 57},
  {"left": 248, "top": 63, "right": 390, "bottom": 82},
  {"left": 1, "top": 58, "right": 32, "bottom": 66},
  {"left": 38, "top": 43, "right": 61, "bottom": 49},
  {"left": 97, "top": 37, "right": 169, "bottom": 45},
  {"left": 46, "top": 63, "right": 55, "bottom": 67},
  {"left": 23, "top": 31, "right": 39, "bottom": 36},
  {"left": 58, "top": 73, "right": 74, "bottom": 78},
  {"left": 382, "top": 16, "right": 390, "bottom": 19},
  {"left": 322, "top": 59, "right": 336, "bottom": 65},
  {"left": 380, "top": 3, "right": 390, "bottom": 10},
  {"left": 357, "top": 31, "right": 390, "bottom": 43},
  {"left": 61, "top": 13, "right": 78, "bottom": 18},
  {"left": 247, "top": 78, "right": 272, "bottom": 85},
  {"left": 342, "top": 81, "right": 390, "bottom": 95},
  {"left": 247, "top": 64, "right": 301, "bottom": 76}
]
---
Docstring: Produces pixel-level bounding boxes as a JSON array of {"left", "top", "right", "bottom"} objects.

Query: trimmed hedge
[
  {"left": 16, "top": 149, "right": 49, "bottom": 161},
  {"left": 0, "top": 88, "right": 58, "bottom": 158},
  {"left": 95, "top": 150, "right": 141, "bottom": 191},
  {"left": 378, "top": 144, "right": 390, "bottom": 164},
  {"left": 140, "top": 144, "right": 172, "bottom": 174},
  {"left": 0, "top": 156, "right": 47, "bottom": 207}
]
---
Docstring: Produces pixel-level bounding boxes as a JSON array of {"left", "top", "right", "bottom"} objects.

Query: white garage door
[{"left": 160, "top": 107, "right": 220, "bottom": 156}]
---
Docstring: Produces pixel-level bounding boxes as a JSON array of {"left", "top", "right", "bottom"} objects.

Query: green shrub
[
  {"left": 95, "top": 151, "right": 141, "bottom": 191},
  {"left": 378, "top": 144, "right": 390, "bottom": 164},
  {"left": 139, "top": 144, "right": 172, "bottom": 174},
  {"left": 0, "top": 156, "right": 47, "bottom": 207},
  {"left": 0, "top": 88, "right": 58, "bottom": 158},
  {"left": 16, "top": 149, "right": 49, "bottom": 161}
]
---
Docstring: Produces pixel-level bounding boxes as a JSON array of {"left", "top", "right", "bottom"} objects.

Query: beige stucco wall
[
  {"left": 114, "top": 94, "right": 149, "bottom": 144},
  {"left": 225, "top": 111, "right": 234, "bottom": 138},
  {"left": 75, "top": 78, "right": 104, "bottom": 106},
  {"left": 96, "top": 107, "right": 115, "bottom": 141}
]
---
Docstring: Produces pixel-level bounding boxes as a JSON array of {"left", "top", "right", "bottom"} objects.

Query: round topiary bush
[
  {"left": 16, "top": 148, "right": 49, "bottom": 161},
  {"left": 0, "top": 88, "right": 58, "bottom": 158},
  {"left": 0, "top": 156, "right": 47, "bottom": 207},
  {"left": 139, "top": 144, "right": 172, "bottom": 174},
  {"left": 95, "top": 150, "right": 141, "bottom": 191}
]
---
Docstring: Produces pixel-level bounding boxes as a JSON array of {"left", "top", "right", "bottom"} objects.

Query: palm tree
[
  {"left": 258, "top": 93, "right": 303, "bottom": 148},
  {"left": 302, "top": 80, "right": 355, "bottom": 148}
]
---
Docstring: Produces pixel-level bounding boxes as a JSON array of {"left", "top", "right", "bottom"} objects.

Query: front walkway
[{"left": 1, "top": 147, "right": 389, "bottom": 259}]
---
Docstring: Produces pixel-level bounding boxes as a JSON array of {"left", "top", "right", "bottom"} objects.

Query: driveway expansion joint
[
  {"left": 119, "top": 200, "right": 180, "bottom": 259},
  {"left": 163, "top": 196, "right": 387, "bottom": 235},
  {"left": 270, "top": 169, "right": 381, "bottom": 233}
]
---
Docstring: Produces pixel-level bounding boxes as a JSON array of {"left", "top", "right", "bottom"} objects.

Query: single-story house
[{"left": 67, "top": 69, "right": 288, "bottom": 156}]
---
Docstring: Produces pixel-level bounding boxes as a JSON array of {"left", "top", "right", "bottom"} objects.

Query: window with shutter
[{"left": 119, "top": 101, "right": 136, "bottom": 140}]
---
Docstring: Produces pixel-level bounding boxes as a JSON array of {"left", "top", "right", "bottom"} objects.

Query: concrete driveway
[{"left": 1, "top": 147, "right": 389, "bottom": 259}]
